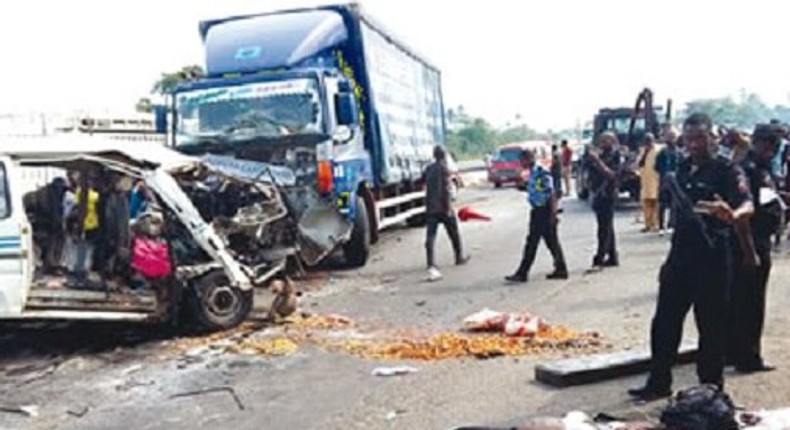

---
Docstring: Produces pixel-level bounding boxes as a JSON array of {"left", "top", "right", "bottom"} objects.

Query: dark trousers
[
  {"left": 514, "top": 207, "right": 567, "bottom": 277},
  {"left": 647, "top": 243, "right": 730, "bottom": 390},
  {"left": 658, "top": 178, "right": 674, "bottom": 231},
  {"left": 658, "top": 193, "right": 674, "bottom": 231},
  {"left": 593, "top": 201, "right": 617, "bottom": 263},
  {"left": 728, "top": 243, "right": 772, "bottom": 368},
  {"left": 36, "top": 228, "right": 64, "bottom": 273},
  {"left": 425, "top": 213, "right": 463, "bottom": 268}
]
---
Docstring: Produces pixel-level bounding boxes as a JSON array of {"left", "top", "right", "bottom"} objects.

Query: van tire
[
  {"left": 343, "top": 196, "right": 370, "bottom": 268},
  {"left": 188, "top": 271, "right": 253, "bottom": 332}
]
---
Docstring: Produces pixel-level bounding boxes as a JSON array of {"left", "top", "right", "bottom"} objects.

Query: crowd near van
[{"left": 0, "top": 136, "right": 310, "bottom": 331}]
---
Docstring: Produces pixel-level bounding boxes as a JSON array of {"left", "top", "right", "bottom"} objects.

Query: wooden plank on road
[{"left": 535, "top": 340, "right": 698, "bottom": 387}]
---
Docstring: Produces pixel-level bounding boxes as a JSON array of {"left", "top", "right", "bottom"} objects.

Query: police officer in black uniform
[
  {"left": 629, "top": 113, "right": 754, "bottom": 401},
  {"left": 727, "top": 123, "right": 785, "bottom": 373},
  {"left": 587, "top": 131, "right": 621, "bottom": 267}
]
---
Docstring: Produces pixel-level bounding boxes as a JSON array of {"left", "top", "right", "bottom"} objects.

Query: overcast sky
[{"left": 1, "top": 0, "right": 788, "bottom": 130}]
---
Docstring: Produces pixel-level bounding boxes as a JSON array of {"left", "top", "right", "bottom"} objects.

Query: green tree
[
  {"left": 151, "top": 65, "right": 205, "bottom": 95},
  {"left": 135, "top": 97, "right": 153, "bottom": 113},
  {"left": 497, "top": 124, "right": 538, "bottom": 145},
  {"left": 682, "top": 93, "right": 786, "bottom": 129},
  {"left": 446, "top": 117, "right": 498, "bottom": 159}
]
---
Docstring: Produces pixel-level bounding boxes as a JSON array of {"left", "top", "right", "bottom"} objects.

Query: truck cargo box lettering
[{"left": 168, "top": 4, "right": 448, "bottom": 267}]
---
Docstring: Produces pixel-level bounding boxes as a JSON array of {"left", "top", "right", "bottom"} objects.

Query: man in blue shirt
[{"left": 505, "top": 149, "right": 568, "bottom": 282}]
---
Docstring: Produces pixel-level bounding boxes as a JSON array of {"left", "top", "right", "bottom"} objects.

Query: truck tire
[
  {"left": 343, "top": 196, "right": 370, "bottom": 267},
  {"left": 406, "top": 213, "right": 426, "bottom": 227},
  {"left": 188, "top": 271, "right": 253, "bottom": 332},
  {"left": 494, "top": 181, "right": 502, "bottom": 189}
]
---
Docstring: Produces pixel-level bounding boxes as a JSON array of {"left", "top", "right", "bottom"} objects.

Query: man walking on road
[
  {"left": 506, "top": 149, "right": 568, "bottom": 283},
  {"left": 424, "top": 145, "right": 469, "bottom": 279},
  {"left": 629, "top": 113, "right": 754, "bottom": 402}
]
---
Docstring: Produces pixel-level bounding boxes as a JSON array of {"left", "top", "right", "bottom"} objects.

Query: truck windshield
[
  {"left": 495, "top": 149, "right": 522, "bottom": 162},
  {"left": 174, "top": 78, "right": 324, "bottom": 147},
  {"left": 605, "top": 117, "right": 646, "bottom": 135}
]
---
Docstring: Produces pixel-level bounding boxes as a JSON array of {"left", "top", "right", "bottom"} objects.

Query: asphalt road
[{"left": 3, "top": 181, "right": 790, "bottom": 430}]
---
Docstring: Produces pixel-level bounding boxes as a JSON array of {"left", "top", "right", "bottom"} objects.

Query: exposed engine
[{"left": 170, "top": 162, "right": 296, "bottom": 283}]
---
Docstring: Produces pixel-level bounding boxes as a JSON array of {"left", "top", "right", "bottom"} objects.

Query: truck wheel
[
  {"left": 343, "top": 196, "right": 370, "bottom": 267},
  {"left": 494, "top": 181, "right": 502, "bottom": 189},
  {"left": 406, "top": 213, "right": 426, "bottom": 227},
  {"left": 188, "top": 271, "right": 253, "bottom": 332}
]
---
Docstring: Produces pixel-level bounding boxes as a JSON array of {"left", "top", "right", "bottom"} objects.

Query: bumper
[{"left": 488, "top": 171, "right": 523, "bottom": 184}]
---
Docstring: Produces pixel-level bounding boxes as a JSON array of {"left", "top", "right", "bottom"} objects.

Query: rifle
[{"left": 665, "top": 173, "right": 715, "bottom": 249}]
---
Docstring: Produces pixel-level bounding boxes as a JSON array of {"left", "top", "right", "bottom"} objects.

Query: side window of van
[{"left": 0, "top": 163, "right": 9, "bottom": 218}]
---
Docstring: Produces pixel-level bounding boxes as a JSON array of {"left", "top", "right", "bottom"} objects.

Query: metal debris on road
[
  {"left": 371, "top": 366, "right": 419, "bottom": 377},
  {"left": 0, "top": 404, "right": 39, "bottom": 418},
  {"left": 67, "top": 406, "right": 90, "bottom": 418},
  {"left": 121, "top": 364, "right": 144, "bottom": 376},
  {"left": 169, "top": 386, "right": 245, "bottom": 411}
]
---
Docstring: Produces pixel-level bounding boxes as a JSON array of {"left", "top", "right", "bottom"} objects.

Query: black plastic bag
[{"left": 660, "top": 385, "right": 738, "bottom": 430}]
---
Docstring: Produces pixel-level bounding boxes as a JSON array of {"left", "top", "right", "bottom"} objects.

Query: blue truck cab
[{"left": 165, "top": 3, "right": 447, "bottom": 267}]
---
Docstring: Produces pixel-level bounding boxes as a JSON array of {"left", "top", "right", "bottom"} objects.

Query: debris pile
[
  {"left": 169, "top": 313, "right": 603, "bottom": 362},
  {"left": 335, "top": 326, "right": 600, "bottom": 361},
  {"left": 233, "top": 338, "right": 298, "bottom": 356}
]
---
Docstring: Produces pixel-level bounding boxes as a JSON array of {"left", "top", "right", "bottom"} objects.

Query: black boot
[
  {"left": 456, "top": 254, "right": 471, "bottom": 266},
  {"left": 592, "top": 255, "right": 604, "bottom": 267},
  {"left": 627, "top": 385, "right": 672, "bottom": 402},
  {"left": 505, "top": 273, "right": 528, "bottom": 283},
  {"left": 546, "top": 270, "right": 568, "bottom": 280}
]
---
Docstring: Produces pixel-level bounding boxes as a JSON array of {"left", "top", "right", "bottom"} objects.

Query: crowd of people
[
  {"left": 24, "top": 167, "right": 160, "bottom": 290},
  {"left": 422, "top": 112, "right": 789, "bottom": 402}
]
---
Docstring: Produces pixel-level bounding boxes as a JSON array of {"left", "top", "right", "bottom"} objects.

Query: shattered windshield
[{"left": 175, "top": 78, "right": 324, "bottom": 147}]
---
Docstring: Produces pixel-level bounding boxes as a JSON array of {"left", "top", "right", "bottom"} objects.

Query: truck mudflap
[{"left": 297, "top": 198, "right": 353, "bottom": 266}]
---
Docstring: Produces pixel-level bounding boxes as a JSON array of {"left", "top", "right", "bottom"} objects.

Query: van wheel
[
  {"left": 188, "top": 271, "right": 252, "bottom": 331},
  {"left": 343, "top": 196, "right": 370, "bottom": 268}
]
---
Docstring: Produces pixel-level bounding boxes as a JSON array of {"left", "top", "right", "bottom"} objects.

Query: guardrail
[{"left": 457, "top": 160, "right": 486, "bottom": 173}]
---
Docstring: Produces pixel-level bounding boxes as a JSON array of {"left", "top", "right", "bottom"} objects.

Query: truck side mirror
[
  {"left": 335, "top": 92, "right": 359, "bottom": 126},
  {"left": 154, "top": 105, "right": 167, "bottom": 134}
]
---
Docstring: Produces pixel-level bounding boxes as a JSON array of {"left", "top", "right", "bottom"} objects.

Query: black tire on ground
[
  {"left": 343, "top": 196, "right": 371, "bottom": 267},
  {"left": 494, "top": 181, "right": 502, "bottom": 189},
  {"left": 187, "top": 270, "right": 253, "bottom": 332},
  {"left": 406, "top": 213, "right": 426, "bottom": 227}
]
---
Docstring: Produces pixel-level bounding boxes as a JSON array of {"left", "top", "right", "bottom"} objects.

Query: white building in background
[
  {"left": 0, "top": 111, "right": 167, "bottom": 191},
  {"left": 0, "top": 111, "right": 165, "bottom": 144}
]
